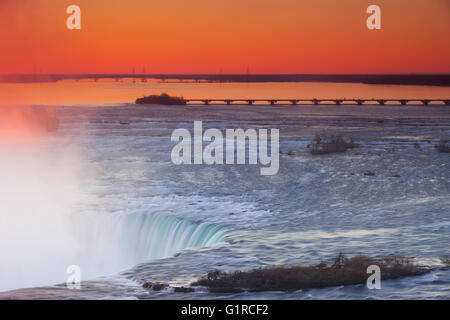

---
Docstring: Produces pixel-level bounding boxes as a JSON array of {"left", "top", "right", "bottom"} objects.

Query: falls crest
[
  {"left": 73, "top": 212, "right": 227, "bottom": 277},
  {"left": 109, "top": 212, "right": 227, "bottom": 260}
]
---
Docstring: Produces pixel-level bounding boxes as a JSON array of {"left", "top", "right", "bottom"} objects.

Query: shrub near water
[
  {"left": 191, "top": 254, "right": 430, "bottom": 293},
  {"left": 135, "top": 93, "right": 187, "bottom": 105},
  {"left": 434, "top": 139, "right": 450, "bottom": 153},
  {"left": 307, "top": 135, "right": 358, "bottom": 155}
]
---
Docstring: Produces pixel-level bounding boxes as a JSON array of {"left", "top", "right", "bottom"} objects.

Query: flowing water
[{"left": 0, "top": 81, "right": 449, "bottom": 299}]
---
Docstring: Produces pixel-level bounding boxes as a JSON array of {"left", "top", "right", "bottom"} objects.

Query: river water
[{"left": 0, "top": 80, "right": 449, "bottom": 299}]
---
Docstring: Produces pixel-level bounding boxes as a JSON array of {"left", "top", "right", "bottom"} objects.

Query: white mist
[{"left": 0, "top": 141, "right": 85, "bottom": 291}]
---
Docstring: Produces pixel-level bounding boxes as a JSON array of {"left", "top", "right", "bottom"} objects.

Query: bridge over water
[{"left": 184, "top": 98, "right": 450, "bottom": 106}]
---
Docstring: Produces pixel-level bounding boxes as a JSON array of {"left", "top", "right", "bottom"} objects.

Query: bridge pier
[{"left": 183, "top": 98, "right": 447, "bottom": 106}]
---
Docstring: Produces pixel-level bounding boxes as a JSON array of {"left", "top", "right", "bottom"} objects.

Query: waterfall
[
  {"left": 0, "top": 130, "right": 226, "bottom": 292},
  {"left": 70, "top": 211, "right": 227, "bottom": 280},
  {"left": 120, "top": 212, "right": 227, "bottom": 260}
]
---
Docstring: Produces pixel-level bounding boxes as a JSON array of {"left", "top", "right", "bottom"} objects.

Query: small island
[
  {"left": 189, "top": 254, "right": 434, "bottom": 293},
  {"left": 140, "top": 254, "right": 448, "bottom": 294},
  {"left": 136, "top": 93, "right": 187, "bottom": 105}
]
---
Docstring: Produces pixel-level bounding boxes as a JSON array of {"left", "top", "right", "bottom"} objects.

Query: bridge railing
[{"left": 183, "top": 99, "right": 450, "bottom": 106}]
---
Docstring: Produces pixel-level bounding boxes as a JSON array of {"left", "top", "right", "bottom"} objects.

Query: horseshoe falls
[
  {"left": 0, "top": 138, "right": 226, "bottom": 292},
  {"left": 0, "top": 104, "right": 449, "bottom": 300}
]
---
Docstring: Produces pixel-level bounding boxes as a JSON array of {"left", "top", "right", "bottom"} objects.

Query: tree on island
[{"left": 136, "top": 93, "right": 186, "bottom": 105}]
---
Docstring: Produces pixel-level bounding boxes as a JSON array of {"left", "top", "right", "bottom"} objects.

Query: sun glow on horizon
[{"left": 0, "top": 0, "right": 449, "bottom": 74}]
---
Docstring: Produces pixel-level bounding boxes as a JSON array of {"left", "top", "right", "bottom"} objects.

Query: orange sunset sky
[{"left": 0, "top": 0, "right": 449, "bottom": 74}]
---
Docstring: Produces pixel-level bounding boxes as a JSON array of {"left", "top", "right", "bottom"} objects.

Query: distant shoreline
[{"left": 1, "top": 74, "right": 450, "bottom": 86}]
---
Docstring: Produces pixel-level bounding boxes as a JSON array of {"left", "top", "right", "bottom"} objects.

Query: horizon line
[
  {"left": 2, "top": 73, "right": 449, "bottom": 86},
  {"left": 2, "top": 72, "right": 450, "bottom": 76}
]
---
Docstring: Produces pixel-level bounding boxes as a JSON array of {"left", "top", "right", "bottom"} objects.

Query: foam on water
[
  {"left": 0, "top": 137, "right": 227, "bottom": 292},
  {"left": 72, "top": 211, "right": 227, "bottom": 270},
  {"left": 1, "top": 107, "right": 449, "bottom": 299}
]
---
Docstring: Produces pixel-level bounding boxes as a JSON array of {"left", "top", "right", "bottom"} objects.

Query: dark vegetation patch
[
  {"left": 136, "top": 93, "right": 186, "bottom": 105},
  {"left": 142, "top": 282, "right": 168, "bottom": 291},
  {"left": 434, "top": 139, "right": 450, "bottom": 153},
  {"left": 280, "top": 149, "right": 295, "bottom": 156},
  {"left": 441, "top": 256, "right": 450, "bottom": 267},
  {"left": 142, "top": 282, "right": 195, "bottom": 293},
  {"left": 190, "top": 254, "right": 431, "bottom": 293},
  {"left": 307, "top": 135, "right": 358, "bottom": 155},
  {"left": 174, "top": 286, "right": 195, "bottom": 293}
]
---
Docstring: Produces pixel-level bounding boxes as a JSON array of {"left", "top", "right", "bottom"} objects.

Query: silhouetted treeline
[{"left": 2, "top": 74, "right": 449, "bottom": 86}]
